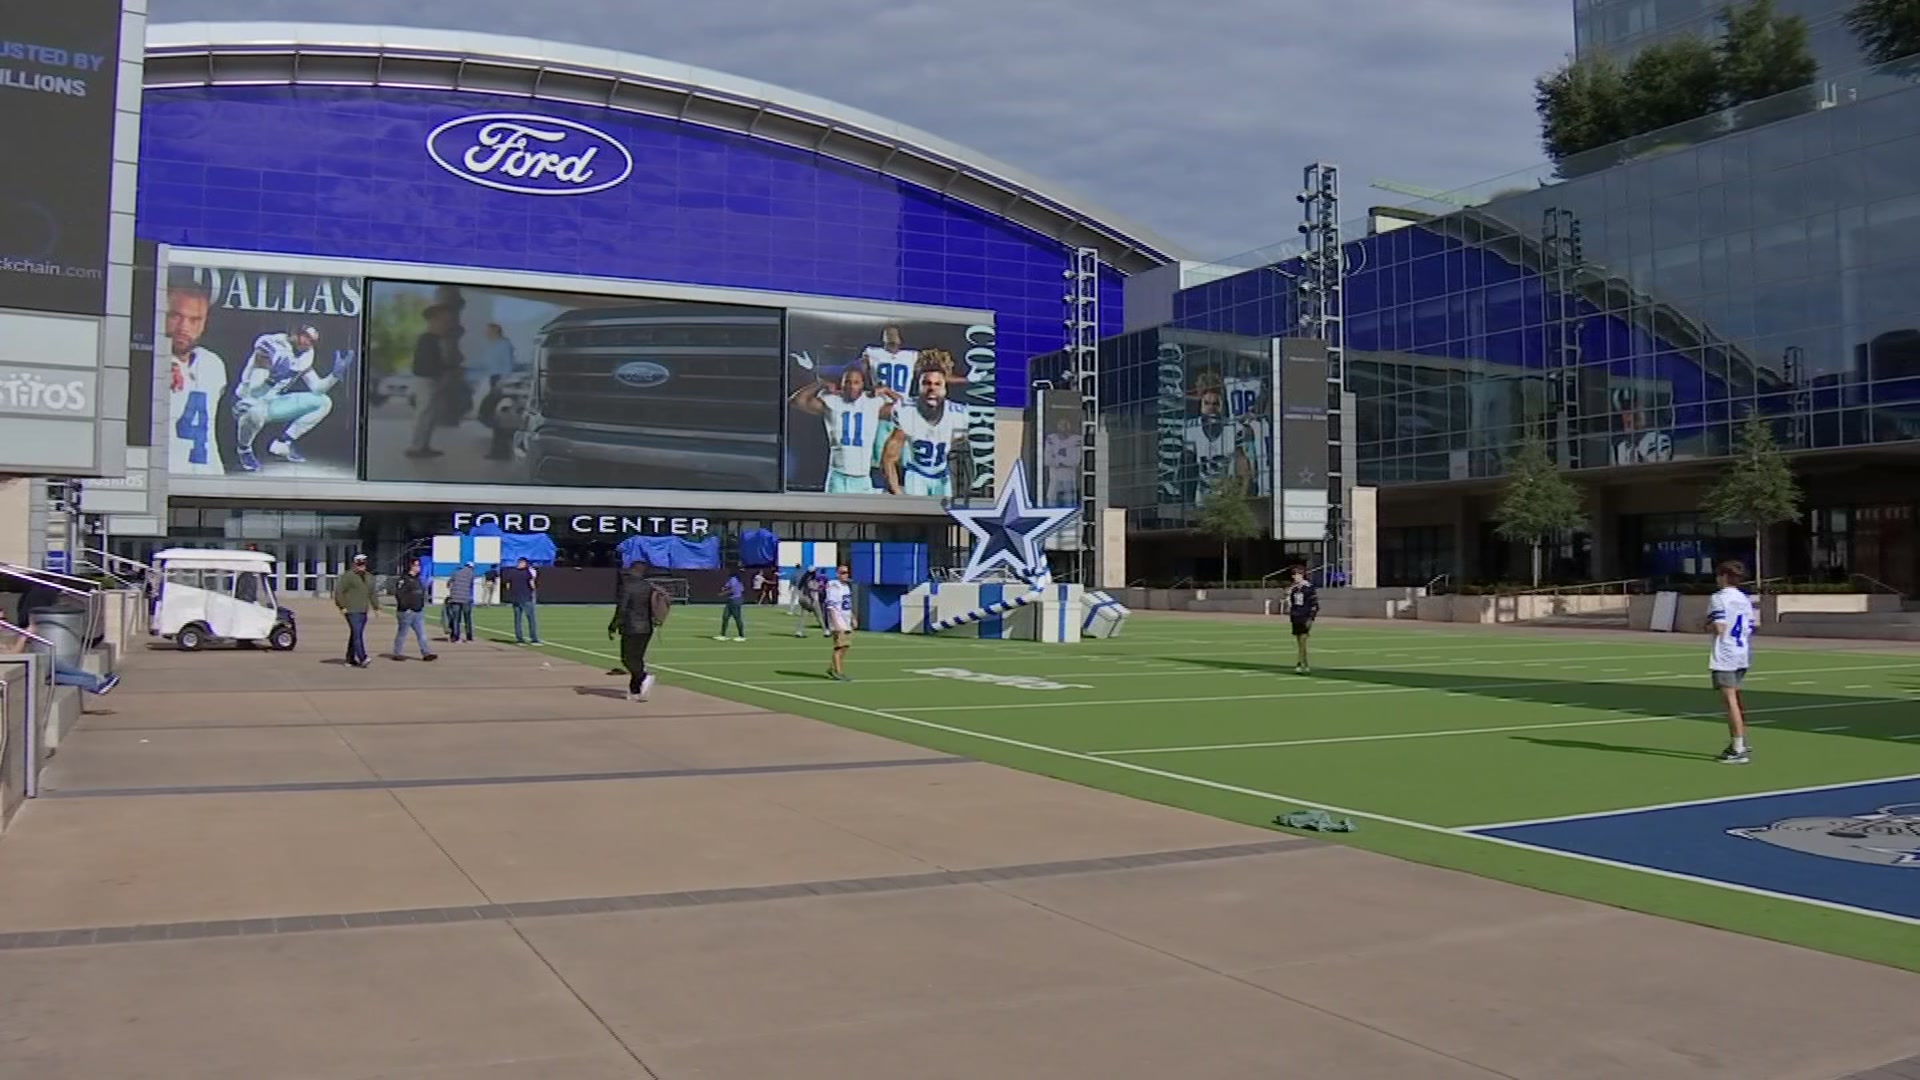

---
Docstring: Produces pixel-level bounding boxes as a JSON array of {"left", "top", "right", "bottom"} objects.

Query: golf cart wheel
[
  {"left": 175, "top": 624, "right": 208, "bottom": 652},
  {"left": 268, "top": 625, "right": 297, "bottom": 651}
]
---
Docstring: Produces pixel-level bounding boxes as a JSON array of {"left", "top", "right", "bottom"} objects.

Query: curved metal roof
[{"left": 143, "top": 22, "right": 1188, "bottom": 274}]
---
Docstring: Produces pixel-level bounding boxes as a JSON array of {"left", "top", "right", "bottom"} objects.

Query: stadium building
[
  {"left": 1101, "top": 0, "right": 1920, "bottom": 595},
  {"left": 85, "top": 22, "right": 1182, "bottom": 595}
]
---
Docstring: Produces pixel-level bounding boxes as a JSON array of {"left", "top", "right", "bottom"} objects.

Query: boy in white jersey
[
  {"left": 163, "top": 279, "right": 229, "bottom": 475},
  {"left": 823, "top": 564, "right": 856, "bottom": 681},
  {"left": 232, "top": 325, "right": 354, "bottom": 472},
  {"left": 788, "top": 360, "right": 897, "bottom": 493},
  {"left": 882, "top": 368, "right": 968, "bottom": 498},
  {"left": 1706, "top": 559, "right": 1757, "bottom": 764}
]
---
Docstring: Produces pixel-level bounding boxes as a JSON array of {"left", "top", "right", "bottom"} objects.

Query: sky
[{"left": 150, "top": 0, "right": 1573, "bottom": 261}]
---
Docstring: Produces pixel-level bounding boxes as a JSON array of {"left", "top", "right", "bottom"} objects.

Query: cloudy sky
[{"left": 150, "top": 0, "right": 1572, "bottom": 260}]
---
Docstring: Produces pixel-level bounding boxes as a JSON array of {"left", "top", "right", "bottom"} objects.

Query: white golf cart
[{"left": 151, "top": 548, "right": 298, "bottom": 652}]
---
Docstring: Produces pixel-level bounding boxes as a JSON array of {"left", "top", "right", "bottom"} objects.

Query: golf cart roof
[{"left": 154, "top": 548, "right": 278, "bottom": 569}]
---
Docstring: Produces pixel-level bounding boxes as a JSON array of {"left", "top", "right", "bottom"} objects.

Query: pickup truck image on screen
[{"left": 524, "top": 303, "right": 785, "bottom": 491}]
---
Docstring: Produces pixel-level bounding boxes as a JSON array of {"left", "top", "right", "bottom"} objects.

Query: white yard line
[
  {"left": 1091, "top": 697, "right": 1908, "bottom": 758},
  {"left": 899, "top": 660, "right": 1916, "bottom": 714},
  {"left": 519, "top": 636, "right": 1920, "bottom": 930}
]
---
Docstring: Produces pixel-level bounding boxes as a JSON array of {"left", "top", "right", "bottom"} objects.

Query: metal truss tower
[
  {"left": 1067, "top": 247, "right": 1101, "bottom": 584},
  {"left": 1298, "top": 163, "right": 1348, "bottom": 580},
  {"left": 1542, "top": 207, "right": 1585, "bottom": 466}
]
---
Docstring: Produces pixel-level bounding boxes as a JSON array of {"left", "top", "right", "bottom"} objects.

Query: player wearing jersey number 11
[{"left": 1705, "top": 559, "right": 1757, "bottom": 765}]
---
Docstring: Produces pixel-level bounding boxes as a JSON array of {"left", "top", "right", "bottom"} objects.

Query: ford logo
[
  {"left": 612, "top": 361, "right": 671, "bottom": 389},
  {"left": 426, "top": 113, "right": 634, "bottom": 197}
]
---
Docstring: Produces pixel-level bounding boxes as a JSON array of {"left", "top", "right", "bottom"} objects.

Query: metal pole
[
  {"left": 1066, "top": 247, "right": 1101, "bottom": 585},
  {"left": 1299, "top": 163, "right": 1347, "bottom": 579}
]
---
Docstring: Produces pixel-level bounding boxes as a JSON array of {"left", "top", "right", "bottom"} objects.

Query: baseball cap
[
  {"left": 299, "top": 324, "right": 321, "bottom": 340},
  {"left": 352, "top": 553, "right": 368, "bottom": 564}
]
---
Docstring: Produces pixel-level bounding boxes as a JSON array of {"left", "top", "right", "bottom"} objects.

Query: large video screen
[
  {"left": 783, "top": 311, "right": 997, "bottom": 500},
  {"left": 162, "top": 261, "right": 364, "bottom": 480},
  {"left": 362, "top": 281, "right": 784, "bottom": 492}
]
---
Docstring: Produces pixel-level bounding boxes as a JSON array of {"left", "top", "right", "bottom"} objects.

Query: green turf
[{"left": 474, "top": 605, "right": 1920, "bottom": 972}]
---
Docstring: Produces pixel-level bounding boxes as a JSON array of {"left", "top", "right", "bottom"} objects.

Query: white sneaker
[
  {"left": 732, "top": 636, "right": 746, "bottom": 642},
  {"left": 793, "top": 630, "right": 805, "bottom": 638},
  {"left": 638, "top": 674, "right": 655, "bottom": 702},
  {"left": 713, "top": 635, "right": 729, "bottom": 641}
]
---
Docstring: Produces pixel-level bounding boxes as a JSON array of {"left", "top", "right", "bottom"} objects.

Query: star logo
[
  {"left": 1296, "top": 466, "right": 1318, "bottom": 486},
  {"left": 949, "top": 461, "right": 1078, "bottom": 583}
]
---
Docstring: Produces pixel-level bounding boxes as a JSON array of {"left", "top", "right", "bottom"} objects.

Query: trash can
[{"left": 31, "top": 608, "right": 90, "bottom": 670}]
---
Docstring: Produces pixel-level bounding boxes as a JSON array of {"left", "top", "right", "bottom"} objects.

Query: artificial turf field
[{"left": 474, "top": 604, "right": 1920, "bottom": 972}]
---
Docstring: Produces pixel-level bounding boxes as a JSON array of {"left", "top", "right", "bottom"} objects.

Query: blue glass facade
[
  {"left": 1172, "top": 79, "right": 1920, "bottom": 490},
  {"left": 135, "top": 86, "right": 1127, "bottom": 410}
]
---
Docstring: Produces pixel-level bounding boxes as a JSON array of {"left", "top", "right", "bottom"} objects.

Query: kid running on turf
[
  {"left": 823, "top": 564, "right": 855, "bottom": 681},
  {"left": 1706, "top": 559, "right": 1756, "bottom": 765},
  {"left": 1287, "top": 564, "right": 1319, "bottom": 674}
]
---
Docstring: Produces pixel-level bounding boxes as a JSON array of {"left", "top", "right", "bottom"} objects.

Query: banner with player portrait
[
  {"left": 161, "top": 261, "right": 364, "bottom": 480},
  {"left": 361, "top": 280, "right": 784, "bottom": 492},
  {"left": 1162, "top": 330, "right": 1275, "bottom": 507},
  {"left": 782, "top": 310, "right": 996, "bottom": 502}
]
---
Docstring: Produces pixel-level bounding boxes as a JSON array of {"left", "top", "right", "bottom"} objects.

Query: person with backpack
[
  {"left": 608, "top": 563, "right": 670, "bottom": 701},
  {"left": 389, "top": 556, "right": 437, "bottom": 661}
]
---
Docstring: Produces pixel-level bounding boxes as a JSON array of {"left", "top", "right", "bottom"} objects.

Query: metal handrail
[
  {"left": 1510, "top": 577, "right": 1650, "bottom": 598},
  {"left": 1849, "top": 573, "right": 1904, "bottom": 596},
  {"left": 2, "top": 562, "right": 106, "bottom": 659},
  {"left": 1425, "top": 573, "right": 1451, "bottom": 594}
]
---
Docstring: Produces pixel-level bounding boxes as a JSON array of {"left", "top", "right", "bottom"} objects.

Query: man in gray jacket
[{"left": 443, "top": 561, "right": 476, "bottom": 642}]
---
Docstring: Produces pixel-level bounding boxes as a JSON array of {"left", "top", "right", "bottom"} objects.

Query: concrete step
[{"left": 1776, "top": 610, "right": 1920, "bottom": 625}]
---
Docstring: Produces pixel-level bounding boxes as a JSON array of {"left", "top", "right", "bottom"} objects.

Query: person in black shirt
[
  {"left": 388, "top": 556, "right": 438, "bottom": 661},
  {"left": 1286, "top": 564, "right": 1319, "bottom": 674}
]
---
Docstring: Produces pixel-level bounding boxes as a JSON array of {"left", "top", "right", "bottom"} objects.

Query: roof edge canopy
[{"left": 143, "top": 21, "right": 1187, "bottom": 274}]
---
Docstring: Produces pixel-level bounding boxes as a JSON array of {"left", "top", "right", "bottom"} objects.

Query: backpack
[{"left": 648, "top": 584, "right": 672, "bottom": 627}]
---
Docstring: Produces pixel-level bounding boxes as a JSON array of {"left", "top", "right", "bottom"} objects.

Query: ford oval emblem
[
  {"left": 613, "top": 361, "right": 671, "bottom": 389},
  {"left": 426, "top": 112, "right": 634, "bottom": 197}
]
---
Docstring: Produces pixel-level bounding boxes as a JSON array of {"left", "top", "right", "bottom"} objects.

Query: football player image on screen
[
  {"left": 1239, "top": 414, "right": 1273, "bottom": 497},
  {"left": 1184, "top": 375, "right": 1251, "bottom": 494},
  {"left": 1043, "top": 416, "right": 1079, "bottom": 506},
  {"left": 862, "top": 325, "right": 921, "bottom": 399},
  {"left": 788, "top": 359, "right": 900, "bottom": 494},
  {"left": 164, "top": 277, "right": 229, "bottom": 475},
  {"left": 230, "top": 325, "right": 356, "bottom": 472},
  {"left": 882, "top": 363, "right": 968, "bottom": 497}
]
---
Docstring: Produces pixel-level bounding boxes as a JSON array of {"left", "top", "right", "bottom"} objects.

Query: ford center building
[{"left": 116, "top": 22, "right": 1178, "bottom": 590}]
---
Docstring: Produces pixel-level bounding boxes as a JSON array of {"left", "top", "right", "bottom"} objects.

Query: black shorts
[{"left": 1290, "top": 617, "right": 1313, "bottom": 637}]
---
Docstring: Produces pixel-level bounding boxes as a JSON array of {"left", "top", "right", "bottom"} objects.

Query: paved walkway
[{"left": 0, "top": 618, "right": 1917, "bottom": 1079}]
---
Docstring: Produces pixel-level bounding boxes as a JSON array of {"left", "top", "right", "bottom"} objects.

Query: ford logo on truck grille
[{"left": 612, "top": 361, "right": 672, "bottom": 389}]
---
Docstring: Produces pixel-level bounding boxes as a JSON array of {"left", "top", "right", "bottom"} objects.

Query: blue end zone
[{"left": 1469, "top": 777, "right": 1920, "bottom": 921}]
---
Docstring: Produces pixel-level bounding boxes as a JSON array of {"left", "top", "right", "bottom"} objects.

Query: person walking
[
  {"left": 332, "top": 553, "right": 379, "bottom": 668},
  {"left": 716, "top": 567, "right": 747, "bottom": 641},
  {"left": 607, "top": 563, "right": 671, "bottom": 701},
  {"left": 789, "top": 567, "right": 816, "bottom": 637},
  {"left": 389, "top": 557, "right": 438, "bottom": 661},
  {"left": 480, "top": 566, "right": 499, "bottom": 606},
  {"left": 1285, "top": 563, "right": 1320, "bottom": 674},
  {"left": 501, "top": 557, "right": 541, "bottom": 644},
  {"left": 443, "top": 560, "right": 476, "bottom": 642}
]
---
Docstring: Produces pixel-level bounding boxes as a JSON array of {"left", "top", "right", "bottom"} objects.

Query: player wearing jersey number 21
[{"left": 1706, "top": 559, "right": 1757, "bottom": 765}]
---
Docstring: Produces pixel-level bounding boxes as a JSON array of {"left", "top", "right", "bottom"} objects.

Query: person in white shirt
[
  {"left": 1183, "top": 379, "right": 1252, "bottom": 496},
  {"left": 1043, "top": 418, "right": 1079, "bottom": 506},
  {"left": 822, "top": 564, "right": 856, "bottom": 681},
  {"left": 164, "top": 279, "right": 230, "bottom": 475},
  {"left": 231, "top": 326, "right": 353, "bottom": 472},
  {"left": 1706, "top": 559, "right": 1758, "bottom": 765},
  {"left": 789, "top": 360, "right": 898, "bottom": 494},
  {"left": 882, "top": 367, "right": 968, "bottom": 498}
]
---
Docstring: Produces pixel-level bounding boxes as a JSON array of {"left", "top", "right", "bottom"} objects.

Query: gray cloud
[{"left": 150, "top": 0, "right": 1570, "bottom": 259}]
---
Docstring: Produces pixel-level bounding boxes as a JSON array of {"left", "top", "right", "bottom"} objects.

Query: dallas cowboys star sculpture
[{"left": 950, "top": 460, "right": 1078, "bottom": 583}]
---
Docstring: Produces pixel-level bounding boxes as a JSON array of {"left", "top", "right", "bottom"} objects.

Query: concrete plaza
[{"left": 0, "top": 615, "right": 1916, "bottom": 1079}]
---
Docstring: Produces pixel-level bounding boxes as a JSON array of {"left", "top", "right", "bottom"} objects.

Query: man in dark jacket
[
  {"left": 443, "top": 561, "right": 476, "bottom": 642},
  {"left": 607, "top": 563, "right": 670, "bottom": 701},
  {"left": 331, "top": 553, "right": 380, "bottom": 668},
  {"left": 389, "top": 556, "right": 437, "bottom": 661},
  {"left": 500, "top": 557, "right": 540, "bottom": 644},
  {"left": 1286, "top": 563, "right": 1320, "bottom": 675}
]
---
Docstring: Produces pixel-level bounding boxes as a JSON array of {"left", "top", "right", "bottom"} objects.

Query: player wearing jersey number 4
[
  {"left": 164, "top": 278, "right": 229, "bottom": 475},
  {"left": 1706, "top": 559, "right": 1757, "bottom": 764}
]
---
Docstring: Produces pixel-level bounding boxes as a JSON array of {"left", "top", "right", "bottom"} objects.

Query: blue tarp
[
  {"left": 616, "top": 535, "right": 720, "bottom": 570},
  {"left": 739, "top": 528, "right": 779, "bottom": 567}
]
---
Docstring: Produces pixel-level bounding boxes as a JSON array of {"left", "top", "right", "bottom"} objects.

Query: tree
[
  {"left": 1535, "top": 53, "right": 1631, "bottom": 162},
  {"left": 1196, "top": 475, "right": 1260, "bottom": 587},
  {"left": 1702, "top": 411, "right": 1802, "bottom": 589},
  {"left": 1491, "top": 432, "right": 1585, "bottom": 587},
  {"left": 1718, "top": 0, "right": 1819, "bottom": 107},
  {"left": 1844, "top": 0, "right": 1920, "bottom": 66},
  {"left": 1622, "top": 36, "right": 1724, "bottom": 132}
]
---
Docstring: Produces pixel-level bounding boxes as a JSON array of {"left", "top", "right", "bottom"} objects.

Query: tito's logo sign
[{"left": 427, "top": 113, "right": 634, "bottom": 196}]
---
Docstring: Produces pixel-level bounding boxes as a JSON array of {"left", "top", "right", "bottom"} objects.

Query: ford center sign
[{"left": 427, "top": 113, "right": 634, "bottom": 196}]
